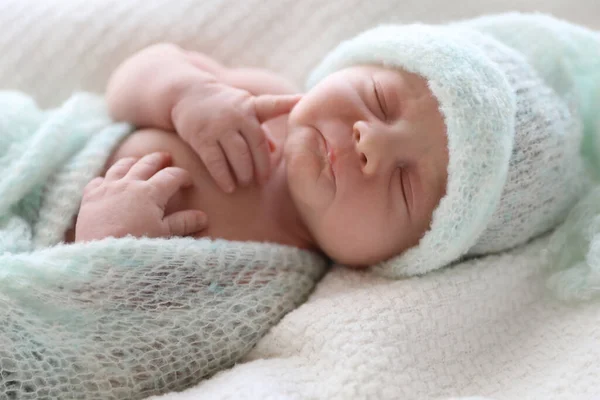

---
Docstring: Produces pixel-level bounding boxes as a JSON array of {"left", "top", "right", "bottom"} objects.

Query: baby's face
[{"left": 285, "top": 65, "right": 448, "bottom": 266}]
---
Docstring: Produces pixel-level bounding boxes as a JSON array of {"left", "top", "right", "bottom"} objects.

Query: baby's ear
[{"left": 254, "top": 94, "right": 302, "bottom": 123}]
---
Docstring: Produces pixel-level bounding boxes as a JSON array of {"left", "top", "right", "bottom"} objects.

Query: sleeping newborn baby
[
  {"left": 74, "top": 44, "right": 449, "bottom": 267},
  {"left": 73, "top": 12, "right": 600, "bottom": 277}
]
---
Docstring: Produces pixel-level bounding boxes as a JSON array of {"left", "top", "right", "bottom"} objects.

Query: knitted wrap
[
  {"left": 455, "top": 25, "right": 589, "bottom": 256},
  {"left": 0, "top": 92, "right": 327, "bottom": 399},
  {"left": 307, "top": 13, "right": 597, "bottom": 277}
]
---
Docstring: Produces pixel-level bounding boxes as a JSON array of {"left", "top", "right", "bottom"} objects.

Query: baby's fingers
[
  {"left": 82, "top": 177, "right": 105, "bottom": 197},
  {"left": 164, "top": 210, "right": 208, "bottom": 237},
  {"left": 126, "top": 152, "right": 172, "bottom": 180},
  {"left": 148, "top": 166, "right": 193, "bottom": 207},
  {"left": 240, "top": 118, "right": 271, "bottom": 185},
  {"left": 220, "top": 131, "right": 254, "bottom": 187},
  {"left": 198, "top": 144, "right": 236, "bottom": 193},
  {"left": 254, "top": 94, "right": 302, "bottom": 123},
  {"left": 104, "top": 157, "right": 139, "bottom": 180}
]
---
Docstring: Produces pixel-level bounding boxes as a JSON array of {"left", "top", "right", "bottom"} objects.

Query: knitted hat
[{"left": 307, "top": 22, "right": 588, "bottom": 277}]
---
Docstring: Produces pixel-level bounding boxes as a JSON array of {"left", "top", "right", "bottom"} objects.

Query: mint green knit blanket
[{"left": 0, "top": 92, "right": 326, "bottom": 399}]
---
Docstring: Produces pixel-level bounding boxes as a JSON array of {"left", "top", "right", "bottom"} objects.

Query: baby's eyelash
[{"left": 398, "top": 167, "right": 411, "bottom": 213}]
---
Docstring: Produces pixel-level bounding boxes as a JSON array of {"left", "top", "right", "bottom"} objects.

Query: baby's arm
[
  {"left": 106, "top": 43, "right": 221, "bottom": 131},
  {"left": 106, "top": 44, "right": 299, "bottom": 130},
  {"left": 186, "top": 51, "right": 299, "bottom": 96},
  {"left": 107, "top": 44, "right": 299, "bottom": 192}
]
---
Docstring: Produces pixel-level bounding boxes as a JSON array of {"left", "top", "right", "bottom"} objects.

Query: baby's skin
[{"left": 73, "top": 43, "right": 449, "bottom": 266}]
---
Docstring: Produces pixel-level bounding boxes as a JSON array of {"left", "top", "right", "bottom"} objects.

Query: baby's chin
[
  {"left": 325, "top": 246, "right": 396, "bottom": 268},
  {"left": 315, "top": 231, "right": 410, "bottom": 267}
]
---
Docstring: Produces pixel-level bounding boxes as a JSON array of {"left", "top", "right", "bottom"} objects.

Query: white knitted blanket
[{"left": 1, "top": 0, "right": 599, "bottom": 399}]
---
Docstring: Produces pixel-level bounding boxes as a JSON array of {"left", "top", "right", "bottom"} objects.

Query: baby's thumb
[
  {"left": 165, "top": 210, "right": 208, "bottom": 237},
  {"left": 254, "top": 94, "right": 302, "bottom": 123}
]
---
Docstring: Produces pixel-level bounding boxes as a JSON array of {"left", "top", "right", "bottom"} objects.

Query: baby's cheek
[
  {"left": 324, "top": 218, "right": 413, "bottom": 266},
  {"left": 314, "top": 226, "right": 373, "bottom": 266}
]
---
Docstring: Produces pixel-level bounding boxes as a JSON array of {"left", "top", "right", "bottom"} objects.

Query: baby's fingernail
[{"left": 225, "top": 183, "right": 235, "bottom": 193}]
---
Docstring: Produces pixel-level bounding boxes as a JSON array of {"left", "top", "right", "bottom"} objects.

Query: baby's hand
[
  {"left": 172, "top": 83, "right": 300, "bottom": 193},
  {"left": 75, "top": 152, "right": 208, "bottom": 242}
]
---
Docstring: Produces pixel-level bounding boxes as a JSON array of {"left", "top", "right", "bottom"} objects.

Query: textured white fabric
[
  {"left": 1, "top": 1, "right": 599, "bottom": 399},
  {"left": 2, "top": 0, "right": 598, "bottom": 107},
  {"left": 149, "top": 237, "right": 600, "bottom": 400}
]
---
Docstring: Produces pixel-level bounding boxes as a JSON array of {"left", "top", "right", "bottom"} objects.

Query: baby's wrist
[
  {"left": 169, "top": 77, "right": 221, "bottom": 124},
  {"left": 170, "top": 79, "right": 240, "bottom": 136}
]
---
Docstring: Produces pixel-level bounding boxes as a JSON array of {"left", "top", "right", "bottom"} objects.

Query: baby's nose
[{"left": 353, "top": 121, "right": 394, "bottom": 176}]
